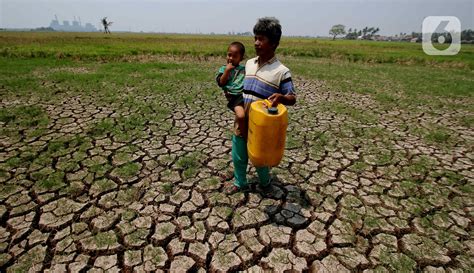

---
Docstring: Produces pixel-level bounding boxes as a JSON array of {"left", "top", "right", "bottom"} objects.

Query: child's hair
[
  {"left": 253, "top": 17, "right": 282, "bottom": 46},
  {"left": 229, "top": 41, "right": 245, "bottom": 57}
]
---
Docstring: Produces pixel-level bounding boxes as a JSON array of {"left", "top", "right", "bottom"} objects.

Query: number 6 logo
[{"left": 422, "top": 16, "right": 461, "bottom": 56}]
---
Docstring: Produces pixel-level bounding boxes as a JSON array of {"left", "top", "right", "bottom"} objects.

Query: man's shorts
[{"left": 226, "top": 93, "right": 244, "bottom": 112}]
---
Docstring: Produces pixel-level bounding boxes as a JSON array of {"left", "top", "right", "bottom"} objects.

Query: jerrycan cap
[{"left": 268, "top": 107, "right": 279, "bottom": 115}]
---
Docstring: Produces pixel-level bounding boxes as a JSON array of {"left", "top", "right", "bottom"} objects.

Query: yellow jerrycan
[{"left": 247, "top": 99, "right": 288, "bottom": 167}]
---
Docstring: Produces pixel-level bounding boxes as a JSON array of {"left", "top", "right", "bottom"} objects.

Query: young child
[
  {"left": 216, "top": 42, "right": 246, "bottom": 134},
  {"left": 226, "top": 17, "right": 297, "bottom": 195}
]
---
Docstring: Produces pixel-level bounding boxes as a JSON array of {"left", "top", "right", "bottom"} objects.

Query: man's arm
[{"left": 269, "top": 70, "right": 296, "bottom": 107}]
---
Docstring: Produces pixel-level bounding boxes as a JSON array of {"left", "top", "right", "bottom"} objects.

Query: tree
[
  {"left": 345, "top": 28, "right": 358, "bottom": 40},
  {"left": 362, "top": 27, "right": 369, "bottom": 37},
  {"left": 101, "top": 17, "right": 113, "bottom": 34},
  {"left": 461, "top": 29, "right": 474, "bottom": 41},
  {"left": 329, "top": 24, "right": 346, "bottom": 40}
]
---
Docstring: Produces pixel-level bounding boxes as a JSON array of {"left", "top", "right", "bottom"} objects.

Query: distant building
[{"left": 49, "top": 15, "right": 97, "bottom": 32}]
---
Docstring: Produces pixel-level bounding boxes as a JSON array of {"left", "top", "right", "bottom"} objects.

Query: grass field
[
  {"left": 0, "top": 32, "right": 473, "bottom": 271},
  {"left": 1, "top": 32, "right": 473, "bottom": 126},
  {"left": 2, "top": 32, "right": 474, "bottom": 67}
]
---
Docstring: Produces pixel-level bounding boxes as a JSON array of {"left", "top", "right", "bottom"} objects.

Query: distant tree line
[
  {"left": 329, "top": 24, "right": 381, "bottom": 40},
  {"left": 329, "top": 24, "right": 474, "bottom": 43},
  {"left": 345, "top": 27, "right": 380, "bottom": 40},
  {"left": 31, "top": 27, "right": 56, "bottom": 32},
  {"left": 461, "top": 29, "right": 474, "bottom": 42},
  {"left": 410, "top": 29, "right": 474, "bottom": 44}
]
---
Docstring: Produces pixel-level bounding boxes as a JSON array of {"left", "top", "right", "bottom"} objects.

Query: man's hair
[
  {"left": 253, "top": 17, "right": 282, "bottom": 46},
  {"left": 229, "top": 41, "right": 245, "bottom": 56}
]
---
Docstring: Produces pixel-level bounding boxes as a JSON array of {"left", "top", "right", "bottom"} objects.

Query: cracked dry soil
[{"left": 0, "top": 77, "right": 473, "bottom": 272}]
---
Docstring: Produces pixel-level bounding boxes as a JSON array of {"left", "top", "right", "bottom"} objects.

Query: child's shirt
[{"left": 216, "top": 65, "right": 245, "bottom": 95}]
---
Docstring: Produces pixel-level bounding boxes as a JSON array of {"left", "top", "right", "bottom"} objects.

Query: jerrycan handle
[{"left": 263, "top": 99, "right": 272, "bottom": 108}]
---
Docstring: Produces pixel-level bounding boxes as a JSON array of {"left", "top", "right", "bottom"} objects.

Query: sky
[{"left": 1, "top": 0, "right": 473, "bottom": 36}]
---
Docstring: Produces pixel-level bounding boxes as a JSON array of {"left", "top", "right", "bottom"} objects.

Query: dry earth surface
[{"left": 0, "top": 68, "right": 473, "bottom": 272}]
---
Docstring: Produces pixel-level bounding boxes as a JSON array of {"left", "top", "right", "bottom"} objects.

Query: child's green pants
[{"left": 232, "top": 135, "right": 270, "bottom": 188}]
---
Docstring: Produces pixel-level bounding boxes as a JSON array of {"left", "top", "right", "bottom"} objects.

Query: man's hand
[
  {"left": 268, "top": 93, "right": 283, "bottom": 107},
  {"left": 268, "top": 93, "right": 296, "bottom": 107}
]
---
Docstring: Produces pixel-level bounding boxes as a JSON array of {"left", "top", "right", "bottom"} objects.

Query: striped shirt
[
  {"left": 243, "top": 56, "right": 295, "bottom": 108},
  {"left": 233, "top": 56, "right": 295, "bottom": 137}
]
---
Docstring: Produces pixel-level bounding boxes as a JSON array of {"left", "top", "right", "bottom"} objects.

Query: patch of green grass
[
  {"left": 0, "top": 105, "right": 49, "bottom": 129},
  {"left": 350, "top": 161, "right": 370, "bottom": 174},
  {"left": 89, "top": 164, "right": 112, "bottom": 177},
  {"left": 198, "top": 177, "right": 220, "bottom": 191},
  {"left": 364, "top": 216, "right": 380, "bottom": 228},
  {"left": 408, "top": 197, "right": 432, "bottom": 216},
  {"left": 127, "top": 229, "right": 148, "bottom": 242},
  {"left": 88, "top": 119, "right": 115, "bottom": 136},
  {"left": 46, "top": 140, "right": 69, "bottom": 156},
  {"left": 93, "top": 178, "right": 117, "bottom": 192},
  {"left": 286, "top": 132, "right": 303, "bottom": 149},
  {"left": 151, "top": 248, "right": 165, "bottom": 263},
  {"left": 161, "top": 182, "right": 173, "bottom": 194},
  {"left": 117, "top": 162, "right": 140, "bottom": 178},
  {"left": 114, "top": 152, "right": 131, "bottom": 163},
  {"left": 367, "top": 147, "right": 393, "bottom": 166},
  {"left": 420, "top": 215, "right": 434, "bottom": 228},
  {"left": 176, "top": 153, "right": 201, "bottom": 178},
  {"left": 206, "top": 177, "right": 219, "bottom": 187},
  {"left": 137, "top": 101, "right": 171, "bottom": 122},
  {"left": 117, "top": 114, "right": 146, "bottom": 131},
  {"left": 125, "top": 250, "right": 141, "bottom": 264},
  {"left": 458, "top": 184, "right": 473, "bottom": 194},
  {"left": 116, "top": 187, "right": 141, "bottom": 203},
  {"left": 433, "top": 170, "right": 464, "bottom": 186},
  {"left": 309, "top": 131, "right": 331, "bottom": 155},
  {"left": 122, "top": 210, "right": 137, "bottom": 221},
  {"left": 345, "top": 209, "right": 362, "bottom": 222},
  {"left": 375, "top": 153, "right": 392, "bottom": 166},
  {"left": 379, "top": 250, "right": 416, "bottom": 272},
  {"left": 400, "top": 180, "right": 418, "bottom": 193},
  {"left": 5, "top": 245, "right": 46, "bottom": 273},
  {"left": 375, "top": 93, "right": 398, "bottom": 105},
  {"left": 56, "top": 159, "right": 80, "bottom": 172},
  {"left": 401, "top": 155, "right": 435, "bottom": 181},
  {"left": 6, "top": 156, "right": 22, "bottom": 168},
  {"left": 158, "top": 223, "right": 173, "bottom": 235},
  {"left": 459, "top": 115, "right": 473, "bottom": 128},
  {"left": 62, "top": 182, "right": 84, "bottom": 196},
  {"left": 424, "top": 128, "right": 452, "bottom": 144},
  {"left": 183, "top": 168, "right": 197, "bottom": 178},
  {"left": 34, "top": 171, "right": 66, "bottom": 190},
  {"left": 0, "top": 184, "right": 20, "bottom": 199},
  {"left": 319, "top": 101, "right": 377, "bottom": 124},
  {"left": 94, "top": 231, "right": 117, "bottom": 247}
]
